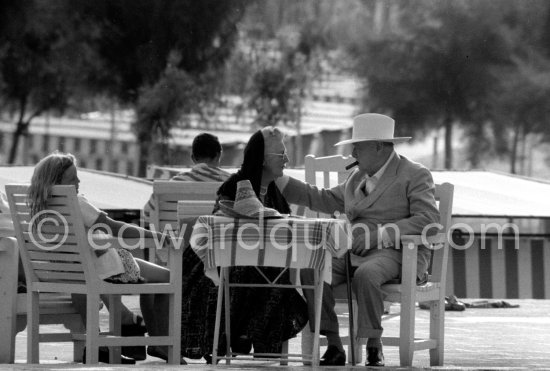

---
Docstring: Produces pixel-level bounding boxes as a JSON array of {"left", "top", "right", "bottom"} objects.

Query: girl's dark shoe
[
  {"left": 147, "top": 346, "right": 188, "bottom": 365},
  {"left": 203, "top": 354, "right": 221, "bottom": 364},
  {"left": 121, "top": 316, "right": 147, "bottom": 361}
]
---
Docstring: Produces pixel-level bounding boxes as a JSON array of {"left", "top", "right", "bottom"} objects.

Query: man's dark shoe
[
  {"left": 83, "top": 347, "right": 136, "bottom": 364},
  {"left": 320, "top": 345, "right": 346, "bottom": 366},
  {"left": 366, "top": 346, "right": 385, "bottom": 367}
]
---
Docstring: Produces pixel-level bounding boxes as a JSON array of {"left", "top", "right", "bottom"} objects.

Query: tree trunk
[
  {"left": 8, "top": 121, "right": 28, "bottom": 164},
  {"left": 109, "top": 103, "right": 117, "bottom": 172},
  {"left": 510, "top": 132, "right": 518, "bottom": 174},
  {"left": 519, "top": 129, "right": 527, "bottom": 175},
  {"left": 8, "top": 98, "right": 29, "bottom": 164},
  {"left": 444, "top": 117, "right": 453, "bottom": 170},
  {"left": 510, "top": 123, "right": 521, "bottom": 174},
  {"left": 432, "top": 135, "right": 439, "bottom": 169},
  {"left": 294, "top": 99, "right": 303, "bottom": 167},
  {"left": 137, "top": 139, "right": 150, "bottom": 178}
]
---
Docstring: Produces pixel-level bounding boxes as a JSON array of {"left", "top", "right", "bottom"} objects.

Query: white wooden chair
[
  {"left": 300, "top": 154, "right": 454, "bottom": 367},
  {"left": 299, "top": 154, "right": 356, "bottom": 363},
  {"left": 379, "top": 182, "right": 453, "bottom": 366},
  {"left": 0, "top": 232, "right": 84, "bottom": 364},
  {"left": 147, "top": 181, "right": 221, "bottom": 264},
  {"left": 6, "top": 184, "right": 182, "bottom": 364}
]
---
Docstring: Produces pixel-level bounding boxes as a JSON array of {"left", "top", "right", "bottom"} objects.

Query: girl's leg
[
  {"left": 135, "top": 258, "right": 173, "bottom": 358},
  {"left": 135, "top": 258, "right": 170, "bottom": 335},
  {"left": 71, "top": 293, "right": 144, "bottom": 326},
  {"left": 135, "top": 258, "right": 170, "bottom": 283}
]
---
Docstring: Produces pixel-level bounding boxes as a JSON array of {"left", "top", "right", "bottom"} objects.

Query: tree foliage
[
  {"left": 73, "top": 0, "right": 246, "bottom": 175},
  {"left": 489, "top": 54, "right": 550, "bottom": 173},
  {"left": 248, "top": 55, "right": 308, "bottom": 128},
  {"left": 0, "top": 0, "right": 100, "bottom": 163},
  {"left": 73, "top": 0, "right": 246, "bottom": 104},
  {"left": 134, "top": 52, "right": 202, "bottom": 172},
  {"left": 349, "top": 1, "right": 516, "bottom": 169}
]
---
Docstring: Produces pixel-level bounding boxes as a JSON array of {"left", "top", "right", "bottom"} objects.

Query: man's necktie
[
  {"left": 354, "top": 177, "right": 368, "bottom": 199},
  {"left": 365, "top": 176, "right": 376, "bottom": 194}
]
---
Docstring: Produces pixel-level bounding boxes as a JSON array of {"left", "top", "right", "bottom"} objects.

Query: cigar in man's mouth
[{"left": 345, "top": 161, "right": 359, "bottom": 170}]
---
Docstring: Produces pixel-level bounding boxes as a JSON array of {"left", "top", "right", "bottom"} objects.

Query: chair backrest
[
  {"left": 6, "top": 184, "right": 99, "bottom": 286},
  {"left": 175, "top": 200, "right": 217, "bottom": 249},
  {"left": 151, "top": 181, "right": 221, "bottom": 234},
  {"left": 302, "top": 154, "right": 354, "bottom": 218},
  {"left": 177, "top": 200, "right": 217, "bottom": 219},
  {"left": 429, "top": 182, "right": 454, "bottom": 283}
]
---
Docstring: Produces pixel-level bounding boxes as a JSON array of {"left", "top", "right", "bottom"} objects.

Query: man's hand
[{"left": 351, "top": 227, "right": 380, "bottom": 257}]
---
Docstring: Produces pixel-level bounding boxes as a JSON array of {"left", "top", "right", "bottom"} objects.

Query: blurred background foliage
[{"left": 1, "top": 0, "right": 550, "bottom": 175}]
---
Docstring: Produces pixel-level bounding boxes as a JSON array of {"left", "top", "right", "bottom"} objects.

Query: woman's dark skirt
[{"left": 179, "top": 247, "right": 308, "bottom": 359}]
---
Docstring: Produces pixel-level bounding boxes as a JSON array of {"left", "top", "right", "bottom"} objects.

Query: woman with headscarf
[{"left": 179, "top": 127, "right": 308, "bottom": 363}]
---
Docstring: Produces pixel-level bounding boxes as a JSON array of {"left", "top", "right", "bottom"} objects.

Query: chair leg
[
  {"left": 72, "top": 318, "right": 86, "bottom": 362},
  {"left": 85, "top": 294, "right": 100, "bottom": 364},
  {"left": 27, "top": 291, "right": 40, "bottom": 363},
  {"left": 311, "top": 269, "right": 323, "bottom": 366},
  {"left": 300, "top": 325, "right": 313, "bottom": 366},
  {"left": 429, "top": 299, "right": 445, "bottom": 366},
  {"left": 212, "top": 267, "right": 225, "bottom": 366},
  {"left": 168, "top": 290, "right": 182, "bottom": 364},
  {"left": 107, "top": 295, "right": 121, "bottom": 363},
  {"left": 223, "top": 268, "right": 231, "bottom": 364},
  {"left": 399, "top": 294, "right": 415, "bottom": 367},
  {"left": 280, "top": 340, "right": 288, "bottom": 365}
]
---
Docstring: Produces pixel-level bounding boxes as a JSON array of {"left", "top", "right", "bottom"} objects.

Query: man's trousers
[{"left": 300, "top": 248, "right": 401, "bottom": 338}]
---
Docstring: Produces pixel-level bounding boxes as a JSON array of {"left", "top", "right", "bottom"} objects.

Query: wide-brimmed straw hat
[
  {"left": 335, "top": 113, "right": 411, "bottom": 146},
  {"left": 218, "top": 179, "right": 282, "bottom": 219}
]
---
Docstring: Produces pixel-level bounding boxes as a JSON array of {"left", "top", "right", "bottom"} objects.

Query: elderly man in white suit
[{"left": 276, "top": 113, "right": 440, "bottom": 366}]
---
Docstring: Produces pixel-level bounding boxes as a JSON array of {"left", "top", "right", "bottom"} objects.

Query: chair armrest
[
  {"left": 89, "top": 235, "right": 183, "bottom": 284},
  {"left": 398, "top": 232, "right": 446, "bottom": 296},
  {"left": 399, "top": 236, "right": 418, "bottom": 296},
  {"left": 90, "top": 236, "right": 172, "bottom": 251},
  {"left": 401, "top": 232, "right": 446, "bottom": 246}
]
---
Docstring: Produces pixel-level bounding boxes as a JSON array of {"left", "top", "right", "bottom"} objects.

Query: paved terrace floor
[{"left": 4, "top": 298, "right": 550, "bottom": 370}]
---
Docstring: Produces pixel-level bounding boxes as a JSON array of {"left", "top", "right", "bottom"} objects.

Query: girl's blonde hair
[{"left": 28, "top": 152, "right": 77, "bottom": 217}]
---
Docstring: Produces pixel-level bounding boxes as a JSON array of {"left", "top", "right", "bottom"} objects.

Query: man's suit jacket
[{"left": 279, "top": 152, "right": 440, "bottom": 276}]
